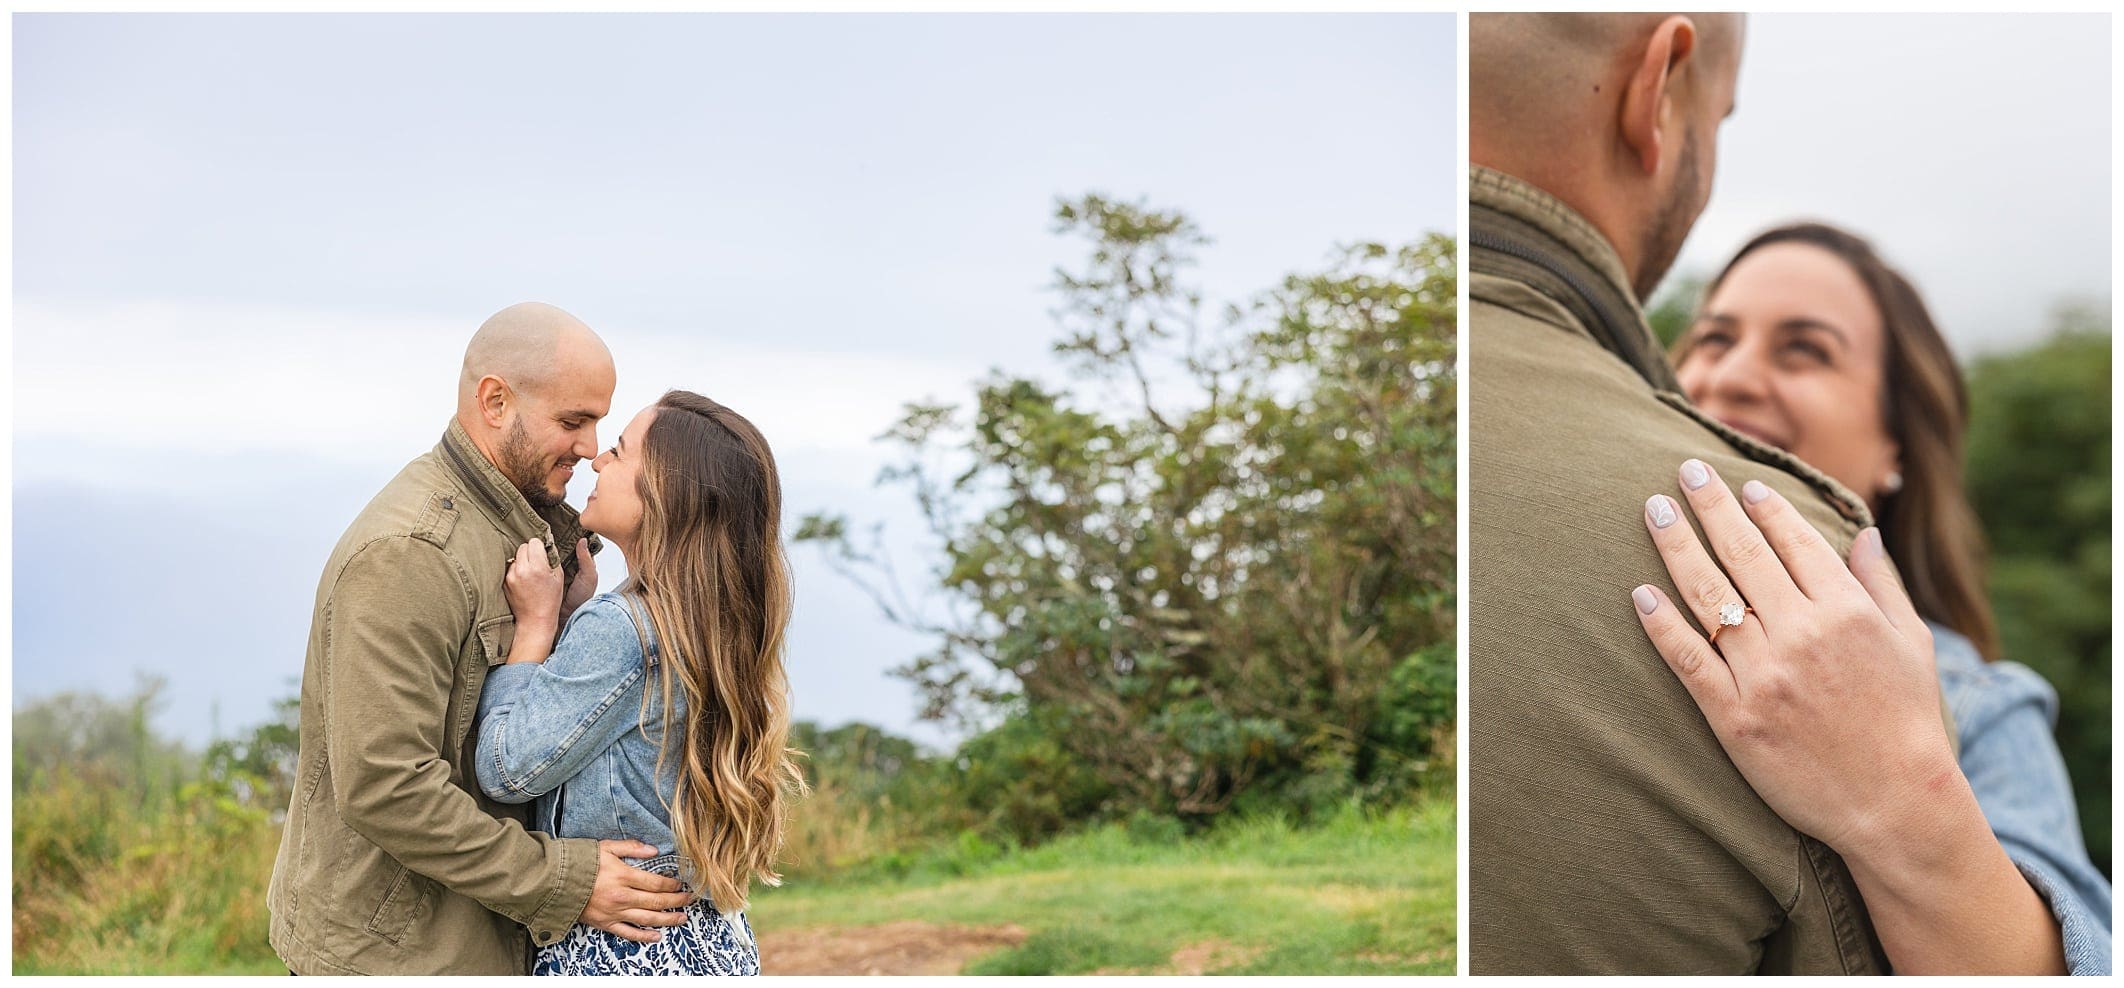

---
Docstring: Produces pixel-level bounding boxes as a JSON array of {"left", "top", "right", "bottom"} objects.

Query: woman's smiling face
[
  {"left": 578, "top": 406, "right": 657, "bottom": 553},
  {"left": 1676, "top": 241, "right": 1901, "bottom": 509}
]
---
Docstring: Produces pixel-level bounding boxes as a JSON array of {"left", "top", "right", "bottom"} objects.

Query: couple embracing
[
  {"left": 1468, "top": 12, "right": 2110, "bottom": 975},
  {"left": 266, "top": 303, "right": 801, "bottom": 976}
]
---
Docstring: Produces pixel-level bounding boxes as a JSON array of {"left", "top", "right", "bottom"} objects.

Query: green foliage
[
  {"left": 1964, "top": 310, "right": 2112, "bottom": 873},
  {"left": 1645, "top": 272, "right": 1708, "bottom": 347},
  {"left": 14, "top": 681, "right": 287, "bottom": 974},
  {"left": 800, "top": 195, "right": 1457, "bottom": 836},
  {"left": 947, "top": 708, "right": 1117, "bottom": 840},
  {"left": 13, "top": 674, "right": 194, "bottom": 801},
  {"left": 202, "top": 694, "right": 302, "bottom": 813}
]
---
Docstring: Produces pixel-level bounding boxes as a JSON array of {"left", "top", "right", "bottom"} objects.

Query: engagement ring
[{"left": 1706, "top": 602, "right": 1754, "bottom": 646}]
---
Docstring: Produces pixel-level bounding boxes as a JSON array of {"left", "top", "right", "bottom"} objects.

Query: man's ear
[
  {"left": 1619, "top": 15, "right": 1700, "bottom": 177},
  {"left": 476, "top": 375, "right": 512, "bottom": 429}
]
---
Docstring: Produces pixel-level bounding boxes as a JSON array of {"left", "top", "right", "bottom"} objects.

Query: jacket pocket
[
  {"left": 364, "top": 863, "right": 435, "bottom": 945},
  {"left": 476, "top": 613, "right": 516, "bottom": 666}
]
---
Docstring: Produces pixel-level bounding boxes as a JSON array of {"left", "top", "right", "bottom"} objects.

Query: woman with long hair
[
  {"left": 474, "top": 389, "right": 806, "bottom": 975},
  {"left": 1627, "top": 223, "right": 2110, "bottom": 974}
]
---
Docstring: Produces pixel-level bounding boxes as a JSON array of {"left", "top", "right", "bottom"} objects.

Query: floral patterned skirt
[{"left": 532, "top": 855, "right": 758, "bottom": 976}]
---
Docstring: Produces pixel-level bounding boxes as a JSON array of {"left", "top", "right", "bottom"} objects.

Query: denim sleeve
[
  {"left": 1950, "top": 656, "right": 2113, "bottom": 976},
  {"left": 473, "top": 595, "right": 650, "bottom": 804}
]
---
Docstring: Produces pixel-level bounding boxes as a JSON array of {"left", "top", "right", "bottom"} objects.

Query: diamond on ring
[{"left": 1719, "top": 602, "right": 1747, "bottom": 626}]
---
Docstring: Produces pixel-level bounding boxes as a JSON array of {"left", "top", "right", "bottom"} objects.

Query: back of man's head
[
  {"left": 457, "top": 303, "right": 606, "bottom": 408},
  {"left": 1471, "top": 12, "right": 1745, "bottom": 300}
]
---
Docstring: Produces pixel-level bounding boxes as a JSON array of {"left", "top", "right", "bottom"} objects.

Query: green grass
[
  {"left": 13, "top": 766, "right": 1454, "bottom": 977},
  {"left": 13, "top": 773, "right": 287, "bottom": 976},
  {"left": 750, "top": 798, "right": 1457, "bottom": 975}
]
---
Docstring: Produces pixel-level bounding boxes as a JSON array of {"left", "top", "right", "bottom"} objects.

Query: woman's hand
[
  {"left": 504, "top": 538, "right": 564, "bottom": 664},
  {"left": 1630, "top": 458, "right": 2063, "bottom": 975},
  {"left": 1628, "top": 458, "right": 1955, "bottom": 860}
]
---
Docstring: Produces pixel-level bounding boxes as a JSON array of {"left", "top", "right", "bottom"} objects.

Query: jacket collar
[
  {"left": 1468, "top": 164, "right": 1680, "bottom": 393},
  {"left": 436, "top": 418, "right": 582, "bottom": 567}
]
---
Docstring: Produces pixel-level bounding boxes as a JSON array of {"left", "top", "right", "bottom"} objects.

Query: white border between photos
[{"left": 1451, "top": 6, "right": 1470, "bottom": 981}]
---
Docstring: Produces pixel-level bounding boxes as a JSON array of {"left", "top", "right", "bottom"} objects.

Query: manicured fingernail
[
  {"left": 1681, "top": 459, "right": 1711, "bottom": 490},
  {"left": 1646, "top": 495, "right": 1679, "bottom": 529},
  {"left": 1742, "top": 480, "right": 1771, "bottom": 504},
  {"left": 1855, "top": 526, "right": 1884, "bottom": 561},
  {"left": 1632, "top": 586, "right": 1659, "bottom": 614}
]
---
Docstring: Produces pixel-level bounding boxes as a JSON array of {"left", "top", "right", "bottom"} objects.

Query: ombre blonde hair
[{"left": 623, "top": 390, "right": 805, "bottom": 911}]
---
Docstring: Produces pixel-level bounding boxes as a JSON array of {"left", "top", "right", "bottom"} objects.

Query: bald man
[
  {"left": 1468, "top": 14, "right": 1898, "bottom": 974},
  {"left": 269, "top": 304, "right": 693, "bottom": 975}
]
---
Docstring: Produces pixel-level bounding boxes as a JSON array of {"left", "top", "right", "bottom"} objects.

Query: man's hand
[
  {"left": 560, "top": 538, "right": 599, "bottom": 623},
  {"left": 580, "top": 840, "right": 692, "bottom": 943}
]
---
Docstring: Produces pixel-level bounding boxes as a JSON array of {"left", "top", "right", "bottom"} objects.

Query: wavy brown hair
[
  {"left": 625, "top": 389, "right": 806, "bottom": 911},
  {"left": 1675, "top": 222, "right": 2000, "bottom": 659}
]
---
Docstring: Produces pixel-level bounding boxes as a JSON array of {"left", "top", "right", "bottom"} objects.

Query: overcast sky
[
  {"left": 1666, "top": 13, "right": 2110, "bottom": 354},
  {"left": 12, "top": 13, "right": 1458, "bottom": 749}
]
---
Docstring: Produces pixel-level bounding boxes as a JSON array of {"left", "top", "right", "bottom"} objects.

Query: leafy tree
[
  {"left": 1964, "top": 308, "right": 2111, "bottom": 874},
  {"left": 13, "top": 674, "right": 193, "bottom": 802},
  {"left": 801, "top": 195, "right": 1456, "bottom": 828},
  {"left": 1645, "top": 272, "right": 1708, "bottom": 348},
  {"left": 201, "top": 693, "right": 302, "bottom": 813}
]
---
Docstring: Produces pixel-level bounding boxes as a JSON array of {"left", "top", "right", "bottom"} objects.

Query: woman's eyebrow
[{"left": 1776, "top": 317, "right": 1850, "bottom": 347}]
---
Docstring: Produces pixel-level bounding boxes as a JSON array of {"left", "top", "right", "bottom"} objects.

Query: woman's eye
[{"left": 1785, "top": 341, "right": 1831, "bottom": 364}]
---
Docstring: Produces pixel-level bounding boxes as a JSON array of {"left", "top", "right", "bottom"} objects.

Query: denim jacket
[
  {"left": 475, "top": 592, "right": 683, "bottom": 866},
  {"left": 1933, "top": 623, "right": 2113, "bottom": 975}
]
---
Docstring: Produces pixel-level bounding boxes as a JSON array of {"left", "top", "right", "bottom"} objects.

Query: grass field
[
  {"left": 13, "top": 770, "right": 1453, "bottom": 976},
  {"left": 750, "top": 799, "right": 1456, "bottom": 975}
]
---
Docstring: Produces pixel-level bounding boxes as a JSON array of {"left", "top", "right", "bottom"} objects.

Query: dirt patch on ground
[
  {"left": 1166, "top": 939, "right": 1267, "bottom": 974},
  {"left": 759, "top": 921, "right": 1028, "bottom": 975}
]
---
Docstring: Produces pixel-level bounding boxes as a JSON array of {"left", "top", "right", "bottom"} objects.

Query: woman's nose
[{"left": 1704, "top": 342, "right": 1773, "bottom": 404}]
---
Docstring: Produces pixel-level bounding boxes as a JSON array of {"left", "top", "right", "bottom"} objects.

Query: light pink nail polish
[
  {"left": 1681, "top": 459, "right": 1711, "bottom": 490},
  {"left": 1646, "top": 495, "right": 1678, "bottom": 529},
  {"left": 1742, "top": 480, "right": 1771, "bottom": 504},
  {"left": 1632, "top": 586, "right": 1659, "bottom": 614}
]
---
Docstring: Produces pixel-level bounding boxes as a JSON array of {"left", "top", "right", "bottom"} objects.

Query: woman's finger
[
  {"left": 1732, "top": 479, "right": 1867, "bottom": 601},
  {"left": 1644, "top": 493, "right": 1769, "bottom": 658},
  {"left": 1675, "top": 459, "right": 1805, "bottom": 614},
  {"left": 1846, "top": 527, "right": 1929, "bottom": 642},
  {"left": 1632, "top": 584, "right": 1739, "bottom": 725}
]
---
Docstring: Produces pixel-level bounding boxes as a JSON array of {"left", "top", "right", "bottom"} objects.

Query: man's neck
[
  {"left": 1469, "top": 153, "right": 1645, "bottom": 293},
  {"left": 454, "top": 409, "right": 506, "bottom": 475}
]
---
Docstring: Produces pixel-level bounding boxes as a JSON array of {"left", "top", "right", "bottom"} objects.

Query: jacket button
[{"left": 440, "top": 496, "right": 454, "bottom": 510}]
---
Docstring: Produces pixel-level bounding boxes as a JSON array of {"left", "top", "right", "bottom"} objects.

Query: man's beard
[
  {"left": 1634, "top": 127, "right": 1705, "bottom": 303},
  {"left": 498, "top": 418, "right": 568, "bottom": 511}
]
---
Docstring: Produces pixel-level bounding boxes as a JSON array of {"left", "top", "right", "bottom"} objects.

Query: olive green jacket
[
  {"left": 1468, "top": 165, "right": 1894, "bottom": 975},
  {"left": 268, "top": 420, "right": 603, "bottom": 975}
]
